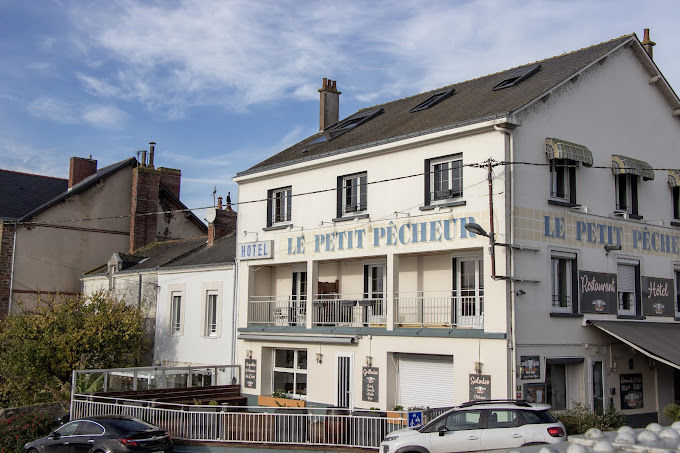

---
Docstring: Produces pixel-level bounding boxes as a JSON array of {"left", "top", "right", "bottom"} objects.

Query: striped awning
[
  {"left": 669, "top": 169, "right": 680, "bottom": 187},
  {"left": 545, "top": 138, "right": 593, "bottom": 166},
  {"left": 611, "top": 155, "right": 654, "bottom": 181}
]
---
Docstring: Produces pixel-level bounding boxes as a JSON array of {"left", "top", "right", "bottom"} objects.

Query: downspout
[
  {"left": 137, "top": 273, "right": 143, "bottom": 308},
  {"left": 8, "top": 222, "right": 17, "bottom": 315},
  {"left": 231, "top": 257, "right": 239, "bottom": 367},
  {"left": 495, "top": 124, "right": 516, "bottom": 399}
]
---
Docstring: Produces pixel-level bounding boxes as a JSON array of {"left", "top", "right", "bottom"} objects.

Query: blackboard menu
[
  {"left": 520, "top": 356, "right": 541, "bottom": 380},
  {"left": 579, "top": 271, "right": 617, "bottom": 314},
  {"left": 361, "top": 367, "right": 379, "bottom": 402},
  {"left": 469, "top": 374, "right": 491, "bottom": 401},
  {"left": 641, "top": 277, "right": 675, "bottom": 317},
  {"left": 620, "top": 373, "right": 643, "bottom": 409},
  {"left": 244, "top": 359, "right": 257, "bottom": 389}
]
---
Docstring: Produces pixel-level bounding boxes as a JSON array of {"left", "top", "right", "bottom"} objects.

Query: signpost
[{"left": 408, "top": 411, "right": 423, "bottom": 427}]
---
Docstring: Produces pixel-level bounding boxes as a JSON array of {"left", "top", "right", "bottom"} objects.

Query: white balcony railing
[
  {"left": 312, "top": 294, "right": 385, "bottom": 327},
  {"left": 248, "top": 296, "right": 307, "bottom": 326},
  {"left": 395, "top": 290, "right": 484, "bottom": 329}
]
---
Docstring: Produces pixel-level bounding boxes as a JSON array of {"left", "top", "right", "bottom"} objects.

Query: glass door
[
  {"left": 455, "top": 258, "right": 484, "bottom": 326},
  {"left": 592, "top": 360, "right": 604, "bottom": 413}
]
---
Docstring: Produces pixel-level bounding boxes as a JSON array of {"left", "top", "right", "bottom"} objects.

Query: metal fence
[
  {"left": 395, "top": 291, "right": 484, "bottom": 328},
  {"left": 248, "top": 296, "right": 307, "bottom": 326},
  {"left": 71, "top": 395, "right": 421, "bottom": 449}
]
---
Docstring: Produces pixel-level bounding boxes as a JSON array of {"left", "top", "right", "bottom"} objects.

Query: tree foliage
[{"left": 0, "top": 291, "right": 149, "bottom": 407}]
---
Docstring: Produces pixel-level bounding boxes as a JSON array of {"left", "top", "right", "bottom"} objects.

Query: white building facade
[{"left": 234, "top": 33, "right": 680, "bottom": 425}]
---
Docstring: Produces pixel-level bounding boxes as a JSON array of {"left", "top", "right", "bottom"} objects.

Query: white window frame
[
  {"left": 549, "top": 159, "right": 571, "bottom": 202},
  {"left": 269, "top": 187, "right": 291, "bottom": 225},
  {"left": 170, "top": 291, "right": 182, "bottom": 335},
  {"left": 454, "top": 255, "right": 484, "bottom": 318},
  {"left": 551, "top": 252, "right": 575, "bottom": 313},
  {"left": 430, "top": 155, "right": 463, "bottom": 202},
  {"left": 617, "top": 261, "right": 638, "bottom": 316},
  {"left": 205, "top": 291, "right": 219, "bottom": 337},
  {"left": 341, "top": 173, "right": 367, "bottom": 215},
  {"left": 272, "top": 348, "right": 307, "bottom": 398}
]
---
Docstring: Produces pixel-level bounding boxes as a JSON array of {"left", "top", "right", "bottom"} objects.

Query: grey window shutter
[
  {"left": 286, "top": 188, "right": 292, "bottom": 222},
  {"left": 631, "top": 176, "right": 639, "bottom": 215},
  {"left": 337, "top": 176, "right": 343, "bottom": 218},
  {"left": 266, "top": 189, "right": 273, "bottom": 227},
  {"left": 360, "top": 174, "right": 367, "bottom": 211},
  {"left": 569, "top": 166, "right": 576, "bottom": 204},
  {"left": 363, "top": 265, "right": 369, "bottom": 299},
  {"left": 292, "top": 272, "right": 298, "bottom": 299},
  {"left": 424, "top": 159, "right": 431, "bottom": 205},
  {"left": 571, "top": 257, "right": 579, "bottom": 313},
  {"left": 634, "top": 265, "right": 641, "bottom": 315}
]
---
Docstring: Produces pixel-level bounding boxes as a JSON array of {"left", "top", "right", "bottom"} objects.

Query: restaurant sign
[
  {"left": 620, "top": 373, "right": 643, "bottom": 409},
  {"left": 469, "top": 374, "right": 491, "bottom": 401},
  {"left": 520, "top": 356, "right": 541, "bottom": 380},
  {"left": 361, "top": 367, "right": 379, "bottom": 403},
  {"left": 579, "top": 271, "right": 617, "bottom": 314},
  {"left": 641, "top": 277, "right": 675, "bottom": 317}
]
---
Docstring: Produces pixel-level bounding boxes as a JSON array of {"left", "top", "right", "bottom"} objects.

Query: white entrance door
[
  {"left": 336, "top": 354, "right": 352, "bottom": 408},
  {"left": 398, "top": 354, "right": 454, "bottom": 408},
  {"left": 455, "top": 258, "right": 484, "bottom": 327}
]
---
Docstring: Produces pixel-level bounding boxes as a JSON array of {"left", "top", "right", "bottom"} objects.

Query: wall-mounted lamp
[
  {"left": 515, "top": 289, "right": 526, "bottom": 296},
  {"left": 365, "top": 356, "right": 373, "bottom": 367},
  {"left": 243, "top": 231, "right": 259, "bottom": 241},
  {"left": 393, "top": 210, "right": 410, "bottom": 218},
  {"left": 474, "top": 362, "right": 484, "bottom": 374},
  {"left": 464, "top": 222, "right": 511, "bottom": 280},
  {"left": 464, "top": 222, "right": 489, "bottom": 238},
  {"left": 245, "top": 349, "right": 253, "bottom": 359},
  {"left": 315, "top": 353, "right": 323, "bottom": 364},
  {"left": 604, "top": 244, "right": 622, "bottom": 255},
  {"left": 319, "top": 220, "right": 334, "bottom": 227}
]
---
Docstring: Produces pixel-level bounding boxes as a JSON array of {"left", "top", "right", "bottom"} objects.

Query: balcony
[{"left": 247, "top": 291, "right": 484, "bottom": 329}]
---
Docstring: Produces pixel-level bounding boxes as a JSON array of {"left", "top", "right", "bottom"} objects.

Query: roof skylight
[
  {"left": 309, "top": 108, "right": 384, "bottom": 145},
  {"left": 410, "top": 88, "right": 455, "bottom": 112},
  {"left": 492, "top": 64, "right": 542, "bottom": 91}
]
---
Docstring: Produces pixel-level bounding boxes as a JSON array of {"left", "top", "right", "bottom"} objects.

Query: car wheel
[{"left": 27, "top": 449, "right": 39, "bottom": 453}]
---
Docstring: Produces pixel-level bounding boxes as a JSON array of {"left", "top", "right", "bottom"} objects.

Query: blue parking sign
[{"left": 408, "top": 411, "right": 423, "bottom": 427}]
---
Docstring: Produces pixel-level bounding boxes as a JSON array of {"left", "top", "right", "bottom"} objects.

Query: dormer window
[
  {"left": 612, "top": 155, "right": 654, "bottom": 218},
  {"left": 545, "top": 138, "right": 593, "bottom": 206},
  {"left": 410, "top": 88, "right": 455, "bottom": 112},
  {"left": 309, "top": 108, "right": 384, "bottom": 144},
  {"left": 493, "top": 64, "right": 541, "bottom": 91}
]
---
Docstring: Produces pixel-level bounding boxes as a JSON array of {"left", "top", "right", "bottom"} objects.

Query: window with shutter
[
  {"left": 615, "top": 175, "right": 640, "bottom": 216},
  {"left": 617, "top": 263, "right": 638, "bottom": 316},
  {"left": 267, "top": 186, "right": 292, "bottom": 226},
  {"left": 551, "top": 254, "right": 576, "bottom": 313},
  {"left": 549, "top": 159, "right": 576, "bottom": 203},
  {"left": 339, "top": 172, "right": 367, "bottom": 216},
  {"left": 427, "top": 154, "right": 463, "bottom": 204}
]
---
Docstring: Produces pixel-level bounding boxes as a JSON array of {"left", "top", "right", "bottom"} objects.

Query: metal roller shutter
[{"left": 398, "top": 354, "right": 454, "bottom": 408}]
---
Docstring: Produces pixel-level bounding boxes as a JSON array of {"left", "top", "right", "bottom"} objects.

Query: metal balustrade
[
  {"left": 395, "top": 291, "right": 484, "bottom": 329},
  {"left": 247, "top": 296, "right": 307, "bottom": 326},
  {"left": 312, "top": 294, "right": 385, "bottom": 327}
]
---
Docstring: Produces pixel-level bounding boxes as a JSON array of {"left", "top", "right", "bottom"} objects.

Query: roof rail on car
[{"left": 459, "top": 399, "right": 532, "bottom": 408}]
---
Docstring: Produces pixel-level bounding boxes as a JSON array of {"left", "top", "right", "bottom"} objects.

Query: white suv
[{"left": 380, "top": 400, "right": 566, "bottom": 453}]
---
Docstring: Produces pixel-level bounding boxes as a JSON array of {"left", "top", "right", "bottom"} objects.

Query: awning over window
[
  {"left": 611, "top": 155, "right": 655, "bottom": 181},
  {"left": 589, "top": 321, "right": 680, "bottom": 370},
  {"left": 545, "top": 138, "right": 593, "bottom": 166},
  {"left": 668, "top": 169, "right": 680, "bottom": 188},
  {"left": 546, "top": 357, "right": 584, "bottom": 365}
]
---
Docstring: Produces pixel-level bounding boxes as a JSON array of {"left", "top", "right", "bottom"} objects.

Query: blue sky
[{"left": 2, "top": 0, "right": 680, "bottom": 213}]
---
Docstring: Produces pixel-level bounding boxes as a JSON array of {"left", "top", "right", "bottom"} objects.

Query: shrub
[
  {"left": 0, "top": 411, "right": 60, "bottom": 453},
  {"left": 664, "top": 403, "right": 680, "bottom": 423},
  {"left": 556, "top": 402, "right": 625, "bottom": 435}
]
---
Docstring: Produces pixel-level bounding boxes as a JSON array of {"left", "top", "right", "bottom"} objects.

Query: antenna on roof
[{"left": 212, "top": 186, "right": 217, "bottom": 207}]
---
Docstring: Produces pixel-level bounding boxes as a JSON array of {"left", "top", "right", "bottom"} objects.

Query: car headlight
[{"left": 384, "top": 435, "right": 399, "bottom": 442}]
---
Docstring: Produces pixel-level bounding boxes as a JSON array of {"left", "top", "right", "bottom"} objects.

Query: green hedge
[
  {"left": 0, "top": 411, "right": 60, "bottom": 452},
  {"left": 555, "top": 403, "right": 625, "bottom": 435}
]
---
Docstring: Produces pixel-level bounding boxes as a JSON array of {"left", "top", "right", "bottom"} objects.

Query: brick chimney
[
  {"left": 318, "top": 78, "right": 341, "bottom": 131},
  {"left": 641, "top": 28, "right": 656, "bottom": 60},
  {"left": 207, "top": 194, "right": 237, "bottom": 247},
  {"left": 68, "top": 156, "right": 97, "bottom": 189},
  {"left": 158, "top": 167, "right": 181, "bottom": 199},
  {"left": 129, "top": 165, "right": 160, "bottom": 252}
]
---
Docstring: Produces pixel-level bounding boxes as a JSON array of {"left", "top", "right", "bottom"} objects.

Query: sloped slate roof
[
  {"left": 240, "top": 34, "right": 633, "bottom": 176},
  {"left": 0, "top": 170, "right": 68, "bottom": 220},
  {"left": 168, "top": 232, "right": 236, "bottom": 268}
]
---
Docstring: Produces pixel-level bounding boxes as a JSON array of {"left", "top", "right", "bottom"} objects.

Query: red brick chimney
[
  {"left": 641, "top": 28, "right": 656, "bottom": 60},
  {"left": 207, "top": 194, "right": 237, "bottom": 247},
  {"left": 318, "top": 77, "right": 341, "bottom": 131},
  {"left": 68, "top": 156, "right": 97, "bottom": 189},
  {"left": 129, "top": 164, "right": 161, "bottom": 253},
  {"left": 159, "top": 167, "right": 181, "bottom": 199}
]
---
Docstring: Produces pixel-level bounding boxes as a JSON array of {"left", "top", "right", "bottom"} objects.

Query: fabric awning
[
  {"left": 668, "top": 169, "right": 680, "bottom": 188},
  {"left": 589, "top": 321, "right": 680, "bottom": 370},
  {"left": 546, "top": 357, "right": 584, "bottom": 365},
  {"left": 545, "top": 138, "right": 593, "bottom": 166},
  {"left": 611, "top": 155, "right": 655, "bottom": 180}
]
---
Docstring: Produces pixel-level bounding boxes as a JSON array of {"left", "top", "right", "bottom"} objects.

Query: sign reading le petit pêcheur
[{"left": 238, "top": 241, "right": 273, "bottom": 260}]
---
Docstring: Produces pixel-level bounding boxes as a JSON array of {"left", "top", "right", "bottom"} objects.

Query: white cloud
[
  {"left": 0, "top": 138, "right": 65, "bottom": 177},
  {"left": 41, "top": 37, "right": 56, "bottom": 50},
  {"left": 27, "top": 97, "right": 78, "bottom": 124},
  {"left": 27, "top": 97, "right": 126, "bottom": 129},
  {"left": 81, "top": 105, "right": 126, "bottom": 129}
]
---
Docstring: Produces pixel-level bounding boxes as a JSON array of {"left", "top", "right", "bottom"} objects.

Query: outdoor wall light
[
  {"left": 365, "top": 356, "right": 373, "bottom": 367},
  {"left": 315, "top": 353, "right": 323, "bottom": 364},
  {"left": 243, "top": 231, "right": 259, "bottom": 241},
  {"left": 246, "top": 349, "right": 253, "bottom": 359},
  {"left": 464, "top": 222, "right": 489, "bottom": 238},
  {"left": 604, "top": 244, "right": 622, "bottom": 254},
  {"left": 515, "top": 289, "right": 526, "bottom": 296},
  {"left": 474, "top": 361, "right": 484, "bottom": 374}
]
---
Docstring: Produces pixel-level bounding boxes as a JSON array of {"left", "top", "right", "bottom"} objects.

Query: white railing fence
[
  {"left": 395, "top": 291, "right": 484, "bottom": 329},
  {"left": 71, "top": 395, "right": 416, "bottom": 449},
  {"left": 248, "top": 296, "right": 307, "bottom": 326},
  {"left": 312, "top": 294, "right": 385, "bottom": 327}
]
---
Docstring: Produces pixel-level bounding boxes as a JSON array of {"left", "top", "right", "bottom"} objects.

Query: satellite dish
[{"left": 205, "top": 208, "right": 217, "bottom": 223}]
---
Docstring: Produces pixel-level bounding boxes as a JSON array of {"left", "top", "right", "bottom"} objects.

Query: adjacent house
[
  {"left": 0, "top": 143, "right": 207, "bottom": 316},
  {"left": 234, "top": 30, "right": 680, "bottom": 425}
]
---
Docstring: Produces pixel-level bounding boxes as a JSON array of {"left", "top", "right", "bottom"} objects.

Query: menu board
[
  {"left": 244, "top": 359, "right": 257, "bottom": 389},
  {"left": 579, "top": 271, "right": 617, "bottom": 314},
  {"left": 520, "top": 356, "right": 541, "bottom": 380},
  {"left": 361, "top": 367, "right": 379, "bottom": 402},
  {"left": 620, "top": 373, "right": 643, "bottom": 409},
  {"left": 641, "top": 277, "right": 675, "bottom": 317},
  {"left": 469, "top": 374, "right": 491, "bottom": 401}
]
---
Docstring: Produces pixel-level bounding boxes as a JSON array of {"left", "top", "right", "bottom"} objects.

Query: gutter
[
  {"left": 231, "top": 257, "right": 239, "bottom": 366},
  {"left": 8, "top": 222, "right": 17, "bottom": 314}
]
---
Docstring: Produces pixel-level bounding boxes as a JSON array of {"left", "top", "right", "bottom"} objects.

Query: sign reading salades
[
  {"left": 641, "top": 277, "right": 675, "bottom": 317},
  {"left": 579, "top": 271, "right": 617, "bottom": 314},
  {"left": 238, "top": 241, "right": 273, "bottom": 260}
]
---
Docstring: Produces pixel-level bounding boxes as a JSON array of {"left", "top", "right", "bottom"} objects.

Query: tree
[{"left": 0, "top": 291, "right": 149, "bottom": 407}]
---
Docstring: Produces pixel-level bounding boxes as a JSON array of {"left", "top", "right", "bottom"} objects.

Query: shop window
[
  {"left": 337, "top": 172, "right": 367, "bottom": 217},
  {"left": 424, "top": 154, "right": 463, "bottom": 205},
  {"left": 551, "top": 254, "right": 577, "bottom": 313},
  {"left": 617, "top": 262, "right": 639, "bottom": 316},
  {"left": 273, "top": 349, "right": 307, "bottom": 397},
  {"left": 170, "top": 292, "right": 182, "bottom": 334},
  {"left": 204, "top": 291, "right": 218, "bottom": 337},
  {"left": 266, "top": 186, "right": 292, "bottom": 226},
  {"left": 549, "top": 159, "right": 576, "bottom": 204},
  {"left": 545, "top": 362, "right": 567, "bottom": 411},
  {"left": 615, "top": 174, "right": 639, "bottom": 216}
]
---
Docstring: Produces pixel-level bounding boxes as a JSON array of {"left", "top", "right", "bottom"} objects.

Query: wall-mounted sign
[
  {"left": 244, "top": 359, "right": 257, "bottom": 389},
  {"left": 361, "top": 367, "right": 379, "bottom": 402},
  {"left": 469, "top": 374, "right": 491, "bottom": 401},
  {"left": 524, "top": 383, "right": 547, "bottom": 404},
  {"left": 620, "top": 373, "right": 643, "bottom": 409},
  {"left": 238, "top": 241, "right": 273, "bottom": 260},
  {"left": 408, "top": 411, "right": 423, "bottom": 427},
  {"left": 579, "top": 271, "right": 617, "bottom": 314},
  {"left": 520, "top": 356, "right": 541, "bottom": 380},
  {"left": 641, "top": 277, "right": 675, "bottom": 317}
]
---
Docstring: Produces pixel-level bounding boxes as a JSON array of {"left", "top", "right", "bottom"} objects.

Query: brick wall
[
  {"left": 208, "top": 207, "right": 237, "bottom": 246},
  {"left": 158, "top": 167, "right": 181, "bottom": 199},
  {"left": 68, "top": 157, "right": 97, "bottom": 189},
  {"left": 129, "top": 167, "right": 161, "bottom": 253},
  {"left": 0, "top": 222, "right": 16, "bottom": 319}
]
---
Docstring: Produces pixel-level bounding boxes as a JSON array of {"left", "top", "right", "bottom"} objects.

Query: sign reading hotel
[
  {"left": 238, "top": 240, "right": 273, "bottom": 260},
  {"left": 579, "top": 271, "right": 617, "bottom": 314},
  {"left": 286, "top": 216, "right": 478, "bottom": 256},
  {"left": 641, "top": 277, "right": 675, "bottom": 317}
]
